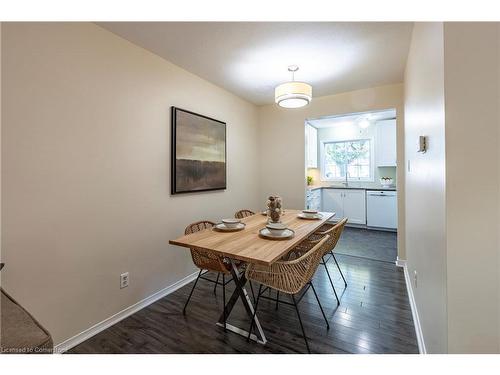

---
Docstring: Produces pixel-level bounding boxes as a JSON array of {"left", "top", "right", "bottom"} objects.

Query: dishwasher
[{"left": 366, "top": 190, "right": 397, "bottom": 229}]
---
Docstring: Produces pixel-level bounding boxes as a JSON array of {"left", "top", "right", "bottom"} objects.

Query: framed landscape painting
[{"left": 171, "top": 107, "right": 227, "bottom": 194}]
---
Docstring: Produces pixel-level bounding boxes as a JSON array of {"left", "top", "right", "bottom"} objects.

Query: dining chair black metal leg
[
  {"left": 249, "top": 280, "right": 256, "bottom": 303},
  {"left": 247, "top": 284, "right": 263, "bottom": 342},
  {"left": 322, "top": 256, "right": 340, "bottom": 306},
  {"left": 309, "top": 282, "right": 329, "bottom": 330},
  {"left": 291, "top": 294, "right": 311, "bottom": 354},
  {"left": 222, "top": 274, "right": 226, "bottom": 331},
  {"left": 275, "top": 291, "right": 280, "bottom": 310},
  {"left": 214, "top": 273, "right": 220, "bottom": 294},
  {"left": 183, "top": 269, "right": 202, "bottom": 315},
  {"left": 331, "top": 251, "right": 347, "bottom": 287}
]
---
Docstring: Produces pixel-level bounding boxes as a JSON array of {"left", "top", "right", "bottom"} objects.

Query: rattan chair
[
  {"left": 245, "top": 235, "right": 330, "bottom": 353},
  {"left": 308, "top": 218, "right": 348, "bottom": 305},
  {"left": 234, "top": 209, "right": 255, "bottom": 219},
  {"left": 182, "top": 220, "right": 234, "bottom": 329}
]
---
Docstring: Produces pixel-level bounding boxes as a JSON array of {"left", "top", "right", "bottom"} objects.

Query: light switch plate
[{"left": 418, "top": 135, "right": 427, "bottom": 153}]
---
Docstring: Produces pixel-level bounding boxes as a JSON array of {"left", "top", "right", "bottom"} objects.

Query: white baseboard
[
  {"left": 53, "top": 271, "right": 199, "bottom": 354},
  {"left": 398, "top": 259, "right": 427, "bottom": 354},
  {"left": 395, "top": 256, "right": 406, "bottom": 268}
]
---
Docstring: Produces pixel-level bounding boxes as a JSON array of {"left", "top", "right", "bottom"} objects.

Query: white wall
[
  {"left": 1, "top": 23, "right": 260, "bottom": 345},
  {"left": 404, "top": 22, "right": 447, "bottom": 353},
  {"left": 405, "top": 22, "right": 500, "bottom": 354},
  {"left": 443, "top": 22, "right": 499, "bottom": 353},
  {"left": 258, "top": 84, "right": 406, "bottom": 258}
]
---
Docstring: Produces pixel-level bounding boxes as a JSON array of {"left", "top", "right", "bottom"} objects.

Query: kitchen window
[{"left": 320, "top": 139, "right": 373, "bottom": 181}]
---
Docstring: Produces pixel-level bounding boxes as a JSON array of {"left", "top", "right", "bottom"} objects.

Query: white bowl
[
  {"left": 380, "top": 178, "right": 393, "bottom": 187},
  {"left": 266, "top": 222, "right": 287, "bottom": 236},
  {"left": 302, "top": 209, "right": 318, "bottom": 218},
  {"left": 222, "top": 218, "right": 241, "bottom": 229}
]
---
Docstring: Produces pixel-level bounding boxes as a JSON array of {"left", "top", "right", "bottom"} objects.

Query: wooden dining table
[{"left": 169, "top": 209, "right": 335, "bottom": 344}]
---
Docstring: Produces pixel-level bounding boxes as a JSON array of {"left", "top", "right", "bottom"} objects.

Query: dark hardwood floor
[
  {"left": 69, "top": 254, "right": 419, "bottom": 354},
  {"left": 334, "top": 228, "right": 397, "bottom": 263}
]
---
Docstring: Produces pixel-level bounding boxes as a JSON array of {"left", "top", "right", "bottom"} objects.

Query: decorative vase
[{"left": 266, "top": 195, "right": 283, "bottom": 223}]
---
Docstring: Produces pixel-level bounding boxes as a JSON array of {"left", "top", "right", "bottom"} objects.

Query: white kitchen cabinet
[
  {"left": 322, "top": 188, "right": 366, "bottom": 225},
  {"left": 322, "top": 189, "right": 343, "bottom": 216},
  {"left": 343, "top": 190, "right": 367, "bottom": 225},
  {"left": 306, "top": 123, "right": 318, "bottom": 168},
  {"left": 376, "top": 119, "right": 397, "bottom": 167}
]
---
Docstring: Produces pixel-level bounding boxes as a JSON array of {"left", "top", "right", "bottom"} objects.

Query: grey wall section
[
  {"left": 1, "top": 23, "right": 260, "bottom": 345},
  {"left": 443, "top": 22, "right": 499, "bottom": 353},
  {"left": 404, "top": 22, "right": 447, "bottom": 353}
]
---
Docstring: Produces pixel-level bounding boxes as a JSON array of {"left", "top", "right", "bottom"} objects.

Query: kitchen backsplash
[{"left": 307, "top": 166, "right": 397, "bottom": 189}]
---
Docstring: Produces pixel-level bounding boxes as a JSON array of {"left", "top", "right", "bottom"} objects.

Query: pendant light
[{"left": 275, "top": 65, "right": 312, "bottom": 109}]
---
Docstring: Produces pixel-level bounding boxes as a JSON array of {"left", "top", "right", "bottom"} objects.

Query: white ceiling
[
  {"left": 98, "top": 22, "right": 413, "bottom": 106},
  {"left": 307, "top": 109, "right": 396, "bottom": 129}
]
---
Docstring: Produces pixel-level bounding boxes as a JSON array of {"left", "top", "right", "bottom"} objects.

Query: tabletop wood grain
[{"left": 169, "top": 210, "right": 335, "bottom": 266}]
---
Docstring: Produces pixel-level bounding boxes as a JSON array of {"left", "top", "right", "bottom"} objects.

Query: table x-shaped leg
[{"left": 216, "top": 259, "right": 267, "bottom": 344}]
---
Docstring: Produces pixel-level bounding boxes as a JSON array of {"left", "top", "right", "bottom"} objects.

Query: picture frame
[{"left": 171, "top": 107, "right": 227, "bottom": 194}]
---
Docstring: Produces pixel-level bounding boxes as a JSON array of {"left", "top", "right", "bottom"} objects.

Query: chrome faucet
[{"left": 342, "top": 168, "right": 349, "bottom": 187}]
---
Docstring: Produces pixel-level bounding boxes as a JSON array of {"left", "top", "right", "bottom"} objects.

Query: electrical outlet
[
  {"left": 120, "top": 272, "right": 129, "bottom": 289},
  {"left": 413, "top": 270, "right": 418, "bottom": 288}
]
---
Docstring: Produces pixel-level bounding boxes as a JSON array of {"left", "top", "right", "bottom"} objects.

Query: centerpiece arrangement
[
  {"left": 266, "top": 195, "right": 283, "bottom": 223},
  {"left": 260, "top": 195, "right": 294, "bottom": 240}
]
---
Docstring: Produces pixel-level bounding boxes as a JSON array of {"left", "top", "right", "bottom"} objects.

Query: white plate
[
  {"left": 259, "top": 228, "right": 295, "bottom": 240},
  {"left": 297, "top": 213, "right": 323, "bottom": 220},
  {"left": 214, "top": 222, "right": 246, "bottom": 232}
]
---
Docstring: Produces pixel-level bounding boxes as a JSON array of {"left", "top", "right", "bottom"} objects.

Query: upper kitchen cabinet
[
  {"left": 376, "top": 119, "right": 397, "bottom": 167},
  {"left": 306, "top": 123, "right": 318, "bottom": 168}
]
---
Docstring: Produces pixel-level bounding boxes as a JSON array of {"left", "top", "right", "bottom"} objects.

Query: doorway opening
[{"left": 305, "top": 109, "right": 398, "bottom": 263}]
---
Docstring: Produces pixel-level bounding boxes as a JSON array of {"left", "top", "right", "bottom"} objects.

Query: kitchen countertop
[{"left": 307, "top": 185, "right": 397, "bottom": 192}]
